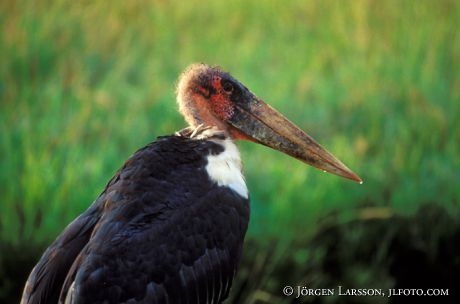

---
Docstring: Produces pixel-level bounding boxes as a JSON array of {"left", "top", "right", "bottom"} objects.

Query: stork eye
[{"left": 222, "top": 80, "right": 234, "bottom": 93}]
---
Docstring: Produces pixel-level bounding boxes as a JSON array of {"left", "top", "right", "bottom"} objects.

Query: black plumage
[{"left": 22, "top": 134, "right": 249, "bottom": 304}]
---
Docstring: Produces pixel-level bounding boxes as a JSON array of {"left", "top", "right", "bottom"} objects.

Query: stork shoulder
[{"left": 183, "top": 127, "right": 249, "bottom": 200}]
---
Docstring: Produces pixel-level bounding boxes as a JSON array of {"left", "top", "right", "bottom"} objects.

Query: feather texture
[{"left": 21, "top": 132, "right": 249, "bottom": 304}]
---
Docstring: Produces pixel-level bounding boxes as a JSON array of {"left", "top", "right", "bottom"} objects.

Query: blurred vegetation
[{"left": 1, "top": 0, "right": 459, "bottom": 303}]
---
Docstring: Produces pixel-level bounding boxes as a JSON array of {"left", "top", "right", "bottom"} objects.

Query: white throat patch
[{"left": 205, "top": 138, "right": 248, "bottom": 199}]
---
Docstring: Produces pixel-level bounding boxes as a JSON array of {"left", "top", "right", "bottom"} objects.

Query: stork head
[{"left": 176, "top": 63, "right": 361, "bottom": 183}]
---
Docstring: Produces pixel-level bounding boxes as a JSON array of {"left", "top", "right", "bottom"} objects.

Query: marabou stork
[{"left": 21, "top": 64, "right": 361, "bottom": 304}]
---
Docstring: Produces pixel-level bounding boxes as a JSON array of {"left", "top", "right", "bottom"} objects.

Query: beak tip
[
  {"left": 352, "top": 175, "right": 363, "bottom": 184},
  {"left": 318, "top": 157, "right": 362, "bottom": 184},
  {"left": 344, "top": 171, "right": 363, "bottom": 184},
  {"left": 322, "top": 164, "right": 362, "bottom": 184}
]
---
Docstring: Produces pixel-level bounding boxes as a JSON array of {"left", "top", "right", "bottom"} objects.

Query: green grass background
[{"left": 1, "top": 0, "right": 459, "bottom": 303}]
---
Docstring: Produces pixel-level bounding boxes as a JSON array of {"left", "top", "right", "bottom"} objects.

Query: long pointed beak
[{"left": 228, "top": 94, "right": 362, "bottom": 183}]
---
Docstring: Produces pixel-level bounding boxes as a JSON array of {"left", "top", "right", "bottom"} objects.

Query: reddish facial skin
[
  {"left": 209, "top": 75, "right": 235, "bottom": 121},
  {"left": 194, "top": 75, "right": 254, "bottom": 142}
]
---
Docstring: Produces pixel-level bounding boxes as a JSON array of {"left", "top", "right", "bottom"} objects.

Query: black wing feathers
[
  {"left": 22, "top": 135, "right": 249, "bottom": 304},
  {"left": 20, "top": 203, "right": 102, "bottom": 304}
]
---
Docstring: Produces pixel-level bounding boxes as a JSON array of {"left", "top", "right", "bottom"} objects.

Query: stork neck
[
  {"left": 176, "top": 125, "right": 228, "bottom": 141},
  {"left": 204, "top": 135, "right": 248, "bottom": 199},
  {"left": 175, "top": 126, "right": 248, "bottom": 199}
]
